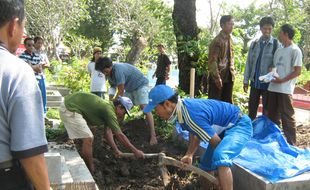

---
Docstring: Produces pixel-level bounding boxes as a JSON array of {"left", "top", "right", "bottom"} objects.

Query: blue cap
[
  {"left": 143, "top": 85, "right": 175, "bottom": 113},
  {"left": 118, "top": 96, "right": 133, "bottom": 116}
]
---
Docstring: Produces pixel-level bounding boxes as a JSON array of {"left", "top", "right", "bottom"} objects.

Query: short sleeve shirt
[
  {"left": 268, "top": 44, "right": 303, "bottom": 95},
  {"left": 0, "top": 46, "right": 48, "bottom": 162},
  {"left": 87, "top": 61, "right": 107, "bottom": 92},
  {"left": 19, "top": 51, "right": 42, "bottom": 75},
  {"left": 177, "top": 99, "right": 240, "bottom": 143},
  {"left": 155, "top": 54, "right": 171, "bottom": 78},
  {"left": 108, "top": 63, "right": 149, "bottom": 92},
  {"left": 64, "top": 92, "right": 121, "bottom": 132}
]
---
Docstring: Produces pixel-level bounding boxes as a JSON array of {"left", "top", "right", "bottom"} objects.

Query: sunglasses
[{"left": 26, "top": 44, "right": 34, "bottom": 47}]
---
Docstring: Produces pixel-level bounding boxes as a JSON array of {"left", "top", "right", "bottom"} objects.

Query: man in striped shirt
[
  {"left": 144, "top": 85, "right": 253, "bottom": 190},
  {"left": 19, "top": 37, "right": 47, "bottom": 113}
]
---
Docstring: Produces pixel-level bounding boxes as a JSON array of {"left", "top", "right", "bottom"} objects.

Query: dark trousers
[
  {"left": 91, "top": 91, "right": 105, "bottom": 99},
  {"left": 208, "top": 80, "right": 234, "bottom": 103},
  {"left": 267, "top": 91, "right": 296, "bottom": 145},
  {"left": 248, "top": 87, "right": 268, "bottom": 120},
  {"left": 0, "top": 164, "right": 33, "bottom": 190},
  {"left": 155, "top": 77, "right": 166, "bottom": 86}
]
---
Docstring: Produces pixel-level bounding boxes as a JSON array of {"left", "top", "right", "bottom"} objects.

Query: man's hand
[
  {"left": 215, "top": 78, "right": 223, "bottom": 89},
  {"left": 271, "top": 76, "right": 284, "bottom": 83},
  {"left": 150, "top": 135, "right": 158, "bottom": 145},
  {"left": 243, "top": 83, "right": 248, "bottom": 93},
  {"left": 134, "top": 149, "right": 145, "bottom": 158},
  {"left": 181, "top": 155, "right": 193, "bottom": 166},
  {"left": 114, "top": 149, "right": 123, "bottom": 158}
]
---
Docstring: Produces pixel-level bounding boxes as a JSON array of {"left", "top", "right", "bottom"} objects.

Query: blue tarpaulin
[{"left": 175, "top": 115, "right": 310, "bottom": 182}]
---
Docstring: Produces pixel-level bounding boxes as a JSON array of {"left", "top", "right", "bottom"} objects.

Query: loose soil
[{"left": 56, "top": 118, "right": 309, "bottom": 190}]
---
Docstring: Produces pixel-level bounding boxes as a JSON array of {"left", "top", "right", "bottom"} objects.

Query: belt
[{"left": 0, "top": 160, "right": 18, "bottom": 170}]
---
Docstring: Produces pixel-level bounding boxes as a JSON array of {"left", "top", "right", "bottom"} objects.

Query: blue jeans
[
  {"left": 37, "top": 76, "right": 46, "bottom": 114},
  {"left": 200, "top": 115, "right": 253, "bottom": 171}
]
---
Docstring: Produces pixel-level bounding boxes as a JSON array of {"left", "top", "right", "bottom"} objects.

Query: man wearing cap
[
  {"left": 59, "top": 92, "right": 144, "bottom": 174},
  {"left": 87, "top": 47, "right": 107, "bottom": 98},
  {"left": 95, "top": 57, "right": 158, "bottom": 145},
  {"left": 144, "top": 85, "right": 253, "bottom": 190}
]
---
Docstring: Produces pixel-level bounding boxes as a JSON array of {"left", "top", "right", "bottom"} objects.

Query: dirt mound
[{"left": 92, "top": 119, "right": 202, "bottom": 190}]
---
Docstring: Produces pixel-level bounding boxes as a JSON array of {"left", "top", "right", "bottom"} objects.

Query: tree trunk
[
  {"left": 126, "top": 33, "right": 148, "bottom": 65},
  {"left": 173, "top": 0, "right": 199, "bottom": 95}
]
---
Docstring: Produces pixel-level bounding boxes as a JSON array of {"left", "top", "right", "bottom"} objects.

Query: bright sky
[{"left": 164, "top": 0, "right": 271, "bottom": 27}]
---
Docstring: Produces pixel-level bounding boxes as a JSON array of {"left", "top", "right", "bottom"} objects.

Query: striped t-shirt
[{"left": 177, "top": 98, "right": 240, "bottom": 142}]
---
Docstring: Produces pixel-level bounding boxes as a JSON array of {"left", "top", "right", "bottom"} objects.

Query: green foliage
[
  {"left": 45, "top": 123, "right": 66, "bottom": 141},
  {"left": 56, "top": 57, "right": 91, "bottom": 92},
  {"left": 153, "top": 113, "right": 175, "bottom": 140},
  {"left": 73, "top": 0, "right": 113, "bottom": 50},
  {"left": 297, "top": 66, "right": 310, "bottom": 87},
  {"left": 46, "top": 108, "right": 60, "bottom": 120}
]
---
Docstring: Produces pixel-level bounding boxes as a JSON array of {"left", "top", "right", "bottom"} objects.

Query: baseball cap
[
  {"left": 93, "top": 47, "right": 102, "bottom": 54},
  {"left": 118, "top": 96, "right": 133, "bottom": 116},
  {"left": 143, "top": 85, "right": 175, "bottom": 113}
]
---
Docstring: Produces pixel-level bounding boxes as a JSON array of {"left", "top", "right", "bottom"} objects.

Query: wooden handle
[
  {"left": 119, "top": 153, "right": 162, "bottom": 158},
  {"left": 162, "top": 156, "right": 218, "bottom": 185}
]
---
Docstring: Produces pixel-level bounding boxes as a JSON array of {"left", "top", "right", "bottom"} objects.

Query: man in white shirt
[
  {"left": 87, "top": 47, "right": 107, "bottom": 98},
  {"left": 267, "top": 24, "right": 302, "bottom": 145}
]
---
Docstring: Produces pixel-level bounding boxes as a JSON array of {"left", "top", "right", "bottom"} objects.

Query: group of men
[
  {"left": 0, "top": 0, "right": 303, "bottom": 190},
  {"left": 209, "top": 15, "right": 302, "bottom": 146}
]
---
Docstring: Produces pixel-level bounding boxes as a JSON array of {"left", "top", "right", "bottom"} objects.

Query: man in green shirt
[{"left": 59, "top": 92, "right": 144, "bottom": 174}]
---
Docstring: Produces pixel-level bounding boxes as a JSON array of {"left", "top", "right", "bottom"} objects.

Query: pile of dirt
[
  {"left": 92, "top": 118, "right": 202, "bottom": 190},
  {"left": 64, "top": 118, "right": 309, "bottom": 190}
]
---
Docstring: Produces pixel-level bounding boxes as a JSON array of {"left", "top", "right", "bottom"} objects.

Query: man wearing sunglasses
[{"left": 19, "top": 37, "right": 48, "bottom": 114}]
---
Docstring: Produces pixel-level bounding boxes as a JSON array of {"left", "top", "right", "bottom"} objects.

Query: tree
[
  {"left": 74, "top": 0, "right": 114, "bottom": 51},
  {"left": 25, "top": 0, "right": 88, "bottom": 58},
  {"left": 230, "top": 4, "right": 264, "bottom": 55},
  {"left": 110, "top": 0, "right": 175, "bottom": 64},
  {"left": 173, "top": 0, "right": 200, "bottom": 94}
]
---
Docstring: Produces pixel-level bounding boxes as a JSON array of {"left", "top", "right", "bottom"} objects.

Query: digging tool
[
  {"left": 118, "top": 152, "right": 218, "bottom": 186},
  {"left": 119, "top": 153, "right": 161, "bottom": 158}
]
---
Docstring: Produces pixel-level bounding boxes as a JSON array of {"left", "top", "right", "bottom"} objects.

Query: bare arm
[
  {"left": 114, "top": 131, "right": 144, "bottom": 158},
  {"left": 272, "top": 66, "right": 302, "bottom": 83},
  {"left": 181, "top": 134, "right": 200, "bottom": 165},
  {"left": 20, "top": 154, "right": 51, "bottom": 190},
  {"left": 105, "top": 128, "right": 121, "bottom": 155},
  {"left": 116, "top": 84, "right": 125, "bottom": 97}
]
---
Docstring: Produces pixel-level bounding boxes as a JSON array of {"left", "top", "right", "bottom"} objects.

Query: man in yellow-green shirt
[{"left": 59, "top": 92, "right": 144, "bottom": 174}]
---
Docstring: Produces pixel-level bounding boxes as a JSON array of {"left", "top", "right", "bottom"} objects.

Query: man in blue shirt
[
  {"left": 144, "top": 85, "right": 253, "bottom": 190},
  {"left": 95, "top": 57, "right": 157, "bottom": 145},
  {"left": 243, "top": 17, "right": 280, "bottom": 120}
]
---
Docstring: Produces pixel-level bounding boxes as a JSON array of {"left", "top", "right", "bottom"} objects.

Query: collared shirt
[
  {"left": 108, "top": 63, "right": 149, "bottom": 92},
  {"left": 244, "top": 36, "right": 280, "bottom": 88},
  {"left": 0, "top": 46, "right": 48, "bottom": 162},
  {"left": 176, "top": 98, "right": 240, "bottom": 143},
  {"left": 251, "top": 40, "right": 269, "bottom": 90},
  {"left": 208, "top": 30, "right": 235, "bottom": 82}
]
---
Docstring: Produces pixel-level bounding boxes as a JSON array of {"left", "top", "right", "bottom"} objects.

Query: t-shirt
[
  {"left": 0, "top": 46, "right": 48, "bottom": 162},
  {"left": 177, "top": 99, "right": 240, "bottom": 143},
  {"left": 64, "top": 92, "right": 120, "bottom": 132},
  {"left": 155, "top": 54, "right": 171, "bottom": 78},
  {"left": 268, "top": 44, "right": 303, "bottom": 95},
  {"left": 108, "top": 63, "right": 149, "bottom": 92},
  {"left": 87, "top": 61, "right": 107, "bottom": 92},
  {"left": 19, "top": 50, "right": 42, "bottom": 76}
]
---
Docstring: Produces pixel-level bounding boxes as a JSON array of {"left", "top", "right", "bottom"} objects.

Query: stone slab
[
  {"left": 232, "top": 163, "right": 310, "bottom": 190},
  {"left": 47, "top": 90, "right": 63, "bottom": 101},
  {"left": 48, "top": 143, "right": 97, "bottom": 190},
  {"left": 45, "top": 152, "right": 62, "bottom": 185}
]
